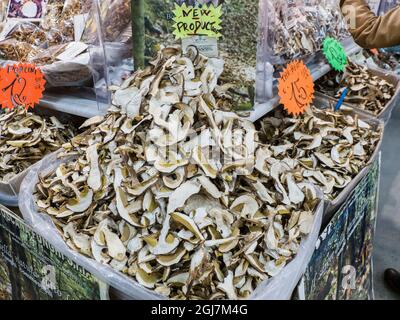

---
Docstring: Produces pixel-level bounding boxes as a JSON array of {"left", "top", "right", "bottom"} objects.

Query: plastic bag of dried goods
[
  {"left": 82, "top": 0, "right": 131, "bottom": 44},
  {"left": 0, "top": 38, "right": 36, "bottom": 61},
  {"left": 318, "top": 0, "right": 350, "bottom": 40},
  {"left": 264, "top": 0, "right": 322, "bottom": 65},
  {"left": 41, "top": 60, "right": 95, "bottom": 87},
  {"left": 5, "top": 22, "right": 47, "bottom": 47},
  {"left": 62, "top": 0, "right": 93, "bottom": 18},
  {"left": 19, "top": 152, "right": 323, "bottom": 300}
]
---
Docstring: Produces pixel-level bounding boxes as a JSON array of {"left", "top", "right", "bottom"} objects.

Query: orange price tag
[
  {"left": 0, "top": 63, "right": 46, "bottom": 110},
  {"left": 278, "top": 60, "right": 314, "bottom": 116}
]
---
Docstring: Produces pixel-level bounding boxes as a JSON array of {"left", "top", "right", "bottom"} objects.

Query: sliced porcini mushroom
[
  {"left": 91, "top": 239, "right": 111, "bottom": 264},
  {"left": 255, "top": 148, "right": 271, "bottom": 176},
  {"left": 230, "top": 195, "right": 259, "bottom": 218},
  {"left": 265, "top": 224, "right": 278, "bottom": 250},
  {"left": 353, "top": 142, "right": 366, "bottom": 157},
  {"left": 197, "top": 176, "right": 222, "bottom": 198},
  {"left": 7, "top": 124, "right": 32, "bottom": 136},
  {"left": 142, "top": 190, "right": 158, "bottom": 213},
  {"left": 298, "top": 211, "right": 314, "bottom": 234},
  {"left": 315, "top": 152, "right": 336, "bottom": 167},
  {"left": 271, "top": 143, "right": 293, "bottom": 156},
  {"left": 264, "top": 259, "right": 286, "bottom": 277},
  {"left": 171, "top": 212, "right": 204, "bottom": 241},
  {"left": 63, "top": 223, "right": 91, "bottom": 256},
  {"left": 166, "top": 272, "right": 189, "bottom": 285},
  {"left": 102, "top": 226, "right": 126, "bottom": 262},
  {"left": 167, "top": 180, "right": 201, "bottom": 213},
  {"left": 156, "top": 247, "right": 187, "bottom": 267},
  {"left": 150, "top": 215, "right": 180, "bottom": 255},
  {"left": 136, "top": 268, "right": 161, "bottom": 289},
  {"left": 304, "top": 135, "right": 322, "bottom": 150},
  {"left": 66, "top": 188, "right": 93, "bottom": 213},
  {"left": 252, "top": 181, "right": 275, "bottom": 204},
  {"left": 86, "top": 144, "right": 102, "bottom": 192},
  {"left": 115, "top": 187, "right": 144, "bottom": 227},
  {"left": 80, "top": 115, "right": 105, "bottom": 129},
  {"left": 208, "top": 208, "right": 234, "bottom": 238},
  {"left": 286, "top": 174, "right": 305, "bottom": 205},
  {"left": 154, "top": 151, "right": 189, "bottom": 174},
  {"left": 127, "top": 174, "right": 159, "bottom": 196},
  {"left": 56, "top": 208, "right": 75, "bottom": 219},
  {"left": 217, "top": 271, "right": 237, "bottom": 300},
  {"left": 162, "top": 167, "right": 185, "bottom": 190},
  {"left": 192, "top": 146, "right": 218, "bottom": 179},
  {"left": 342, "top": 127, "right": 354, "bottom": 144}
]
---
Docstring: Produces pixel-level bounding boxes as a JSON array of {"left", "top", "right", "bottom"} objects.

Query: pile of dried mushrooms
[
  {"left": 316, "top": 61, "right": 395, "bottom": 115},
  {"left": 259, "top": 107, "right": 382, "bottom": 201},
  {"left": 34, "top": 48, "right": 322, "bottom": 300},
  {"left": 0, "top": 107, "right": 77, "bottom": 182}
]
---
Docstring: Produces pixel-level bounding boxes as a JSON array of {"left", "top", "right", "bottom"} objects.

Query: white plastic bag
[{"left": 19, "top": 152, "right": 323, "bottom": 300}]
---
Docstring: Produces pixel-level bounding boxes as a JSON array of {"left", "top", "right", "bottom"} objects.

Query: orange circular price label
[
  {"left": 0, "top": 63, "right": 46, "bottom": 110},
  {"left": 278, "top": 60, "right": 314, "bottom": 116}
]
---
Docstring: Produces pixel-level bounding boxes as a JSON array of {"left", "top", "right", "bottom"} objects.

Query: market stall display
[
  {"left": 0, "top": 0, "right": 397, "bottom": 302},
  {"left": 19, "top": 47, "right": 324, "bottom": 300}
]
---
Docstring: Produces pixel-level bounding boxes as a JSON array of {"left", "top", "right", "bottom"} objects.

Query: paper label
[
  {"left": 0, "top": 63, "right": 46, "bottom": 110},
  {"left": 73, "top": 14, "right": 89, "bottom": 42},
  {"left": 57, "top": 42, "right": 88, "bottom": 62},
  {"left": 182, "top": 36, "right": 218, "bottom": 58},
  {"left": 172, "top": 3, "right": 222, "bottom": 39},
  {"left": 323, "top": 37, "right": 347, "bottom": 72},
  {"left": 278, "top": 60, "right": 314, "bottom": 116}
]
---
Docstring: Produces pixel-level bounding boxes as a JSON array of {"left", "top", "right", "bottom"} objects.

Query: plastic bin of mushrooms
[{"left": 19, "top": 47, "right": 382, "bottom": 300}]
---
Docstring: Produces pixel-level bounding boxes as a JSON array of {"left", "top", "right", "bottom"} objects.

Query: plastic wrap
[
  {"left": 0, "top": 38, "right": 36, "bottom": 61},
  {"left": 62, "top": 0, "right": 93, "bottom": 17},
  {"left": 6, "top": 22, "right": 47, "bottom": 46},
  {"left": 82, "top": 0, "right": 131, "bottom": 44},
  {"left": 19, "top": 151, "right": 324, "bottom": 300},
  {"left": 86, "top": 0, "right": 133, "bottom": 108},
  {"left": 317, "top": 0, "right": 350, "bottom": 40}
]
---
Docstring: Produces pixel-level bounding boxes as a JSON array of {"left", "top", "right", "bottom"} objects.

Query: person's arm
[{"left": 340, "top": 0, "right": 400, "bottom": 49}]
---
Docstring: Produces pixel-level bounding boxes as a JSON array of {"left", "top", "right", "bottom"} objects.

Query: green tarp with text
[
  {"left": 298, "top": 156, "right": 380, "bottom": 300},
  {"left": 0, "top": 206, "right": 106, "bottom": 300}
]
